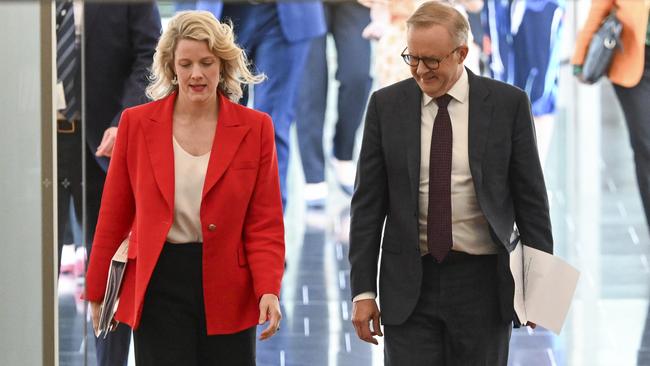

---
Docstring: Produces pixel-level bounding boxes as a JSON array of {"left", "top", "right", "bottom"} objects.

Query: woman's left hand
[{"left": 258, "top": 294, "right": 282, "bottom": 340}]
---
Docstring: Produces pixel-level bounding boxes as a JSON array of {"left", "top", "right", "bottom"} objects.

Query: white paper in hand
[{"left": 510, "top": 242, "right": 580, "bottom": 335}]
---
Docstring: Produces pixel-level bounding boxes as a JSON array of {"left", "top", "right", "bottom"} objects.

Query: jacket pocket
[
  {"left": 237, "top": 246, "right": 248, "bottom": 266},
  {"left": 231, "top": 160, "right": 257, "bottom": 170}
]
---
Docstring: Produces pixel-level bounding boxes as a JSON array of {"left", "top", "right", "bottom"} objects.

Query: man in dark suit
[
  {"left": 56, "top": 1, "right": 160, "bottom": 365},
  {"left": 348, "top": 2, "right": 553, "bottom": 365}
]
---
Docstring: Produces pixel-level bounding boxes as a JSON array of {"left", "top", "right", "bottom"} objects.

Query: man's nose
[{"left": 416, "top": 61, "right": 430, "bottom": 75}]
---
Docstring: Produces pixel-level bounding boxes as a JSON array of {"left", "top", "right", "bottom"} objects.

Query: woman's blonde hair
[{"left": 146, "top": 11, "right": 264, "bottom": 102}]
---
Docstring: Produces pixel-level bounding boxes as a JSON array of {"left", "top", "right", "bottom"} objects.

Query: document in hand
[
  {"left": 510, "top": 242, "right": 580, "bottom": 335},
  {"left": 96, "top": 238, "right": 129, "bottom": 338}
]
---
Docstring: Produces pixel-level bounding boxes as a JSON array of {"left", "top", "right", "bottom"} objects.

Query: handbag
[
  {"left": 580, "top": 10, "right": 623, "bottom": 84},
  {"left": 95, "top": 237, "right": 129, "bottom": 338}
]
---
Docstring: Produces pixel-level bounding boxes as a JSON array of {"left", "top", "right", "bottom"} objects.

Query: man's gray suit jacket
[{"left": 349, "top": 68, "right": 554, "bottom": 326}]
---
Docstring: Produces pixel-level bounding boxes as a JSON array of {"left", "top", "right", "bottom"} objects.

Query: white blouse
[{"left": 166, "top": 136, "right": 210, "bottom": 244}]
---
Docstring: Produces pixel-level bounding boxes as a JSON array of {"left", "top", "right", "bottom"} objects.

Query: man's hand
[
  {"left": 361, "top": 2, "right": 389, "bottom": 40},
  {"left": 351, "top": 299, "right": 383, "bottom": 345},
  {"left": 258, "top": 294, "right": 282, "bottom": 340},
  {"left": 96, "top": 127, "right": 118, "bottom": 157},
  {"left": 90, "top": 301, "right": 101, "bottom": 336}
]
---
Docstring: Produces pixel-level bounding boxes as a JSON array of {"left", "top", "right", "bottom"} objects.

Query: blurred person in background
[
  {"left": 573, "top": 0, "right": 650, "bottom": 230},
  {"left": 295, "top": 0, "right": 374, "bottom": 208},
  {"left": 55, "top": 1, "right": 160, "bottom": 365},
  {"left": 221, "top": 1, "right": 326, "bottom": 209},
  {"left": 85, "top": 11, "right": 285, "bottom": 365},
  {"left": 483, "top": 0, "right": 565, "bottom": 166}
]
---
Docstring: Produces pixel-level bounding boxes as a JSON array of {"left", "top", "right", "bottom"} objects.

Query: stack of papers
[
  {"left": 95, "top": 238, "right": 129, "bottom": 339},
  {"left": 510, "top": 241, "right": 580, "bottom": 335}
]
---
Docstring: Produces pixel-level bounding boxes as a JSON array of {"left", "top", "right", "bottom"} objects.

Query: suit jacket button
[{"left": 208, "top": 224, "right": 217, "bottom": 232}]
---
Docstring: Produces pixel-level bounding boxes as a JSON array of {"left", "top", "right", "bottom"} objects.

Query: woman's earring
[{"left": 171, "top": 75, "right": 178, "bottom": 85}]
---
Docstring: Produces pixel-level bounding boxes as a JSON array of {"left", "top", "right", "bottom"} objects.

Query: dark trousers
[
  {"left": 134, "top": 243, "right": 256, "bottom": 366},
  {"left": 296, "top": 1, "right": 372, "bottom": 183},
  {"left": 57, "top": 120, "right": 131, "bottom": 366},
  {"left": 384, "top": 253, "right": 511, "bottom": 366},
  {"left": 222, "top": 4, "right": 311, "bottom": 207},
  {"left": 614, "top": 45, "right": 650, "bottom": 232},
  {"left": 56, "top": 121, "right": 105, "bottom": 268}
]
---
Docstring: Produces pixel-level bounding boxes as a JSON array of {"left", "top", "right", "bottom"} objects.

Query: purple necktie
[{"left": 427, "top": 94, "right": 453, "bottom": 263}]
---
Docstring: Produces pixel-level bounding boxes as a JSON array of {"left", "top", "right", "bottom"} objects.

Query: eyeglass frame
[{"left": 400, "top": 46, "right": 461, "bottom": 70}]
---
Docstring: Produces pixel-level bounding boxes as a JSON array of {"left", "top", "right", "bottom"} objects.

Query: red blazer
[{"left": 85, "top": 92, "right": 285, "bottom": 334}]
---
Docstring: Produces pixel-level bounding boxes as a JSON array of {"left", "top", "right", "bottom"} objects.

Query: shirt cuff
[{"left": 353, "top": 292, "right": 376, "bottom": 302}]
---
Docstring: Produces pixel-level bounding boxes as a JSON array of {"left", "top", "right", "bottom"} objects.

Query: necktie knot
[{"left": 435, "top": 94, "right": 453, "bottom": 109}]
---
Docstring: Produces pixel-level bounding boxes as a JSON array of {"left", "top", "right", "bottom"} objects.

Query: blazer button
[{"left": 208, "top": 224, "right": 217, "bottom": 232}]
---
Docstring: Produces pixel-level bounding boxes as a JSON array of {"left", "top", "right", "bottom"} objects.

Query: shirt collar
[{"left": 422, "top": 67, "right": 469, "bottom": 107}]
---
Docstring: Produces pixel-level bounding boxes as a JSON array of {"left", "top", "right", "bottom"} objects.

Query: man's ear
[{"left": 457, "top": 45, "right": 469, "bottom": 63}]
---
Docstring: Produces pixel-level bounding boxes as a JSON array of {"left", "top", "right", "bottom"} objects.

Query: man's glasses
[{"left": 401, "top": 47, "right": 460, "bottom": 70}]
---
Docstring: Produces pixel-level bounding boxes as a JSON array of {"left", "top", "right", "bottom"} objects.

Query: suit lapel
[
  {"left": 403, "top": 79, "right": 423, "bottom": 208},
  {"left": 202, "top": 94, "right": 250, "bottom": 199},
  {"left": 467, "top": 68, "right": 493, "bottom": 190},
  {"left": 142, "top": 93, "right": 176, "bottom": 212}
]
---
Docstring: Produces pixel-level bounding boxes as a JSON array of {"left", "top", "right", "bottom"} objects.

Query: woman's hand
[
  {"left": 258, "top": 294, "right": 282, "bottom": 340},
  {"left": 90, "top": 301, "right": 101, "bottom": 336}
]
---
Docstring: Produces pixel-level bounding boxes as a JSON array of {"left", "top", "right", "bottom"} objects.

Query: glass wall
[{"left": 0, "top": 1, "right": 56, "bottom": 365}]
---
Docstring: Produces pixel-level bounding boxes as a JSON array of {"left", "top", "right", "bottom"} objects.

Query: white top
[
  {"left": 166, "top": 136, "right": 210, "bottom": 244},
  {"left": 418, "top": 68, "right": 497, "bottom": 256}
]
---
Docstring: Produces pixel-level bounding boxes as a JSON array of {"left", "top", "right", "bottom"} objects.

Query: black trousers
[
  {"left": 57, "top": 119, "right": 131, "bottom": 366},
  {"left": 384, "top": 252, "right": 511, "bottom": 366},
  {"left": 56, "top": 119, "right": 106, "bottom": 270},
  {"left": 614, "top": 45, "right": 650, "bottom": 232},
  {"left": 134, "top": 243, "right": 256, "bottom": 366}
]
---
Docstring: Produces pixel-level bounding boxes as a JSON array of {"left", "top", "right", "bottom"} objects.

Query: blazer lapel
[
  {"left": 403, "top": 79, "right": 423, "bottom": 208},
  {"left": 202, "top": 94, "right": 251, "bottom": 198},
  {"left": 142, "top": 93, "right": 176, "bottom": 212},
  {"left": 467, "top": 68, "right": 493, "bottom": 190}
]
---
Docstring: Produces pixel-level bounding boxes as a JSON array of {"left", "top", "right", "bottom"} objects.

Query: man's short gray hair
[{"left": 406, "top": 1, "right": 469, "bottom": 47}]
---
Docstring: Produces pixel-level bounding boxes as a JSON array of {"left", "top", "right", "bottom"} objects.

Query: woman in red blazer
[{"left": 85, "top": 11, "right": 285, "bottom": 365}]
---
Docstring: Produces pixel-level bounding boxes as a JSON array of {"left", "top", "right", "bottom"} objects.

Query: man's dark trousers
[{"left": 383, "top": 253, "right": 511, "bottom": 366}]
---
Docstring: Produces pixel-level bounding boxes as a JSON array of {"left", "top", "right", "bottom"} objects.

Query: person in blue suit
[
  {"left": 224, "top": 2, "right": 326, "bottom": 208},
  {"left": 176, "top": 1, "right": 325, "bottom": 208},
  {"left": 55, "top": 2, "right": 160, "bottom": 366},
  {"left": 483, "top": 0, "right": 564, "bottom": 165},
  {"left": 296, "top": 1, "right": 373, "bottom": 208}
]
